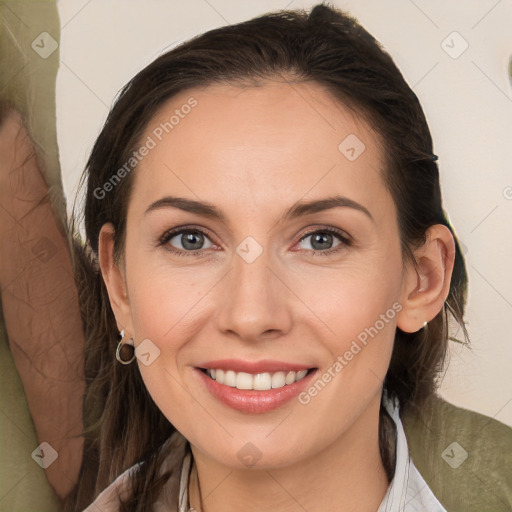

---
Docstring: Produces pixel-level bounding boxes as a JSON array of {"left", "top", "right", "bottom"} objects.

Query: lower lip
[{"left": 195, "top": 368, "right": 317, "bottom": 414}]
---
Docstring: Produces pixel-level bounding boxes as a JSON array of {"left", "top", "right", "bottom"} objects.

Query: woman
[{"left": 65, "top": 3, "right": 505, "bottom": 511}]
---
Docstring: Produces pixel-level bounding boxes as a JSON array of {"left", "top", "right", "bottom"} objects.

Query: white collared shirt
[
  {"left": 177, "top": 391, "right": 447, "bottom": 512},
  {"left": 376, "top": 392, "right": 447, "bottom": 511}
]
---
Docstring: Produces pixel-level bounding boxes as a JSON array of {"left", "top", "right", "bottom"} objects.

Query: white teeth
[
  {"left": 205, "top": 368, "right": 311, "bottom": 390},
  {"left": 224, "top": 370, "right": 236, "bottom": 387},
  {"left": 296, "top": 370, "right": 308, "bottom": 380},
  {"left": 235, "top": 372, "right": 253, "bottom": 390},
  {"left": 285, "top": 371, "right": 296, "bottom": 385},
  {"left": 271, "top": 371, "right": 286, "bottom": 388},
  {"left": 253, "top": 373, "right": 272, "bottom": 390}
]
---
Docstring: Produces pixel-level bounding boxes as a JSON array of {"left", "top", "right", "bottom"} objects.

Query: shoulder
[
  {"left": 82, "top": 464, "right": 139, "bottom": 512},
  {"left": 401, "top": 393, "right": 512, "bottom": 512},
  {"left": 82, "top": 430, "right": 189, "bottom": 512}
]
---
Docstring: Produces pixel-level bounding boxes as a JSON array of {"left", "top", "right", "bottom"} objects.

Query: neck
[{"left": 188, "top": 393, "right": 390, "bottom": 512}]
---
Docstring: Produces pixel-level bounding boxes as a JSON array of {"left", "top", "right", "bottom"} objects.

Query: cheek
[
  {"left": 291, "top": 268, "right": 401, "bottom": 438},
  {"left": 293, "top": 253, "right": 403, "bottom": 392},
  {"left": 297, "top": 258, "right": 402, "bottom": 340},
  {"left": 127, "top": 253, "right": 213, "bottom": 343},
  {"left": 125, "top": 262, "right": 205, "bottom": 429},
  {"left": 125, "top": 254, "right": 219, "bottom": 412}
]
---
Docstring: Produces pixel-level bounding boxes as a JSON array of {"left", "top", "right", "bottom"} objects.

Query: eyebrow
[{"left": 144, "top": 195, "right": 374, "bottom": 224}]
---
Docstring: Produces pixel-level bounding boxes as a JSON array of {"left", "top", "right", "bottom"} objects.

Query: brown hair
[{"left": 66, "top": 3, "right": 468, "bottom": 510}]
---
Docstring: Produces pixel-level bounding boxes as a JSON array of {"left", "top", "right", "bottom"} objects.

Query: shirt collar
[{"left": 378, "top": 390, "right": 447, "bottom": 511}]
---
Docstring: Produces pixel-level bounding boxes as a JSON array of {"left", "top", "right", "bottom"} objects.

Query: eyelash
[{"left": 157, "top": 225, "right": 352, "bottom": 258}]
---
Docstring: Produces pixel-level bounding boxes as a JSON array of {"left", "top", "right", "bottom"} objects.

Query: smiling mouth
[{"left": 199, "top": 368, "right": 316, "bottom": 391}]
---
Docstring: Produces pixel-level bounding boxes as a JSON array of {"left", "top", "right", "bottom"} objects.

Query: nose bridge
[{"left": 216, "top": 237, "right": 291, "bottom": 340}]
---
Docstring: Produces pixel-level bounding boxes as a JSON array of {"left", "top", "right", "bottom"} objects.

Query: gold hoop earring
[{"left": 116, "top": 329, "right": 136, "bottom": 365}]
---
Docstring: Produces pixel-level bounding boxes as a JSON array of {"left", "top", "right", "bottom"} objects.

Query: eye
[
  {"left": 158, "top": 227, "right": 215, "bottom": 257},
  {"left": 295, "top": 227, "right": 351, "bottom": 256},
  {"left": 157, "top": 226, "right": 352, "bottom": 258}
]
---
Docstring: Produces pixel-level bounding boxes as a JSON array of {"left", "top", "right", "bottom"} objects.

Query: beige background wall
[{"left": 55, "top": 0, "right": 512, "bottom": 426}]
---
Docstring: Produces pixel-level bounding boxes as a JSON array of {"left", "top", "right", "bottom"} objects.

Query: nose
[{"left": 216, "top": 243, "right": 293, "bottom": 343}]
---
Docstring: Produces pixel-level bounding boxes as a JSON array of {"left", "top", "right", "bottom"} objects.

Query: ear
[
  {"left": 98, "top": 223, "right": 134, "bottom": 336},
  {"left": 396, "top": 224, "right": 456, "bottom": 333}
]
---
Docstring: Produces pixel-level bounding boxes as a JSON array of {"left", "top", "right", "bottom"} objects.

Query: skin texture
[
  {"left": 99, "top": 81, "right": 455, "bottom": 511},
  {"left": 0, "top": 109, "right": 85, "bottom": 500}
]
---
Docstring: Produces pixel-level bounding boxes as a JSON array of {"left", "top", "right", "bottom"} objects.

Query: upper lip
[{"left": 197, "top": 359, "right": 315, "bottom": 374}]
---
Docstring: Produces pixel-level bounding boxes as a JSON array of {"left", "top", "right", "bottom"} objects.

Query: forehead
[{"left": 130, "top": 81, "right": 390, "bottom": 221}]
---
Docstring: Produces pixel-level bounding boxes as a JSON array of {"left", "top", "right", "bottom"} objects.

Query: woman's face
[{"left": 106, "top": 81, "right": 412, "bottom": 469}]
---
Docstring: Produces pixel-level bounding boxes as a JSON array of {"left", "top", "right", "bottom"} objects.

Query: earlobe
[
  {"left": 396, "top": 224, "right": 455, "bottom": 333},
  {"left": 98, "top": 223, "right": 133, "bottom": 335}
]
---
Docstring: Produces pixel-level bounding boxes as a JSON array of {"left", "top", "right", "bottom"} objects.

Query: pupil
[
  {"left": 312, "top": 233, "right": 332, "bottom": 250},
  {"left": 183, "top": 232, "right": 203, "bottom": 250}
]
